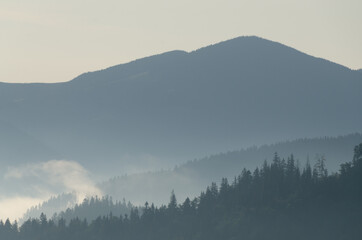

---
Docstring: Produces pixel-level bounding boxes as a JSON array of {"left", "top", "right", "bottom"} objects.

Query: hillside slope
[
  {"left": 0, "top": 36, "right": 361, "bottom": 175},
  {"left": 100, "top": 133, "right": 362, "bottom": 205}
]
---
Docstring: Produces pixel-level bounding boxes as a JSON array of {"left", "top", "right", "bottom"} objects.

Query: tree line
[{"left": 1, "top": 143, "right": 362, "bottom": 240}]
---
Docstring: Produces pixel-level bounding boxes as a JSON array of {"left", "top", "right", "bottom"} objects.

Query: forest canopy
[{"left": 1, "top": 143, "right": 362, "bottom": 240}]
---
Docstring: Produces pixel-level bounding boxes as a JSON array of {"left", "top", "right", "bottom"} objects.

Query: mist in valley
[{"left": 1, "top": 1, "right": 362, "bottom": 238}]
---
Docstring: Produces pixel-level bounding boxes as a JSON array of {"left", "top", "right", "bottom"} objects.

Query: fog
[
  {"left": 0, "top": 160, "right": 101, "bottom": 221},
  {"left": 0, "top": 197, "right": 44, "bottom": 222}
]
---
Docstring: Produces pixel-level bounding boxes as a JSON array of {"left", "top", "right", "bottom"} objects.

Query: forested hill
[
  {"left": 2, "top": 143, "right": 362, "bottom": 240},
  {"left": 21, "top": 134, "right": 362, "bottom": 221},
  {"left": 100, "top": 133, "right": 362, "bottom": 206},
  {"left": 20, "top": 194, "right": 132, "bottom": 225},
  {"left": 1, "top": 36, "right": 362, "bottom": 175}
]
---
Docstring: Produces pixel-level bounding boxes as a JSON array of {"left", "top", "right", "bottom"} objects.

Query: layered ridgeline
[
  {"left": 3, "top": 144, "right": 362, "bottom": 240},
  {"left": 0, "top": 36, "right": 361, "bottom": 175},
  {"left": 23, "top": 133, "right": 362, "bottom": 219},
  {"left": 20, "top": 194, "right": 132, "bottom": 225},
  {"left": 100, "top": 133, "right": 362, "bottom": 205}
]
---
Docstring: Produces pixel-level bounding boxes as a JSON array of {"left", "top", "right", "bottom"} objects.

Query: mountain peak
[
  {"left": 70, "top": 36, "right": 353, "bottom": 84},
  {"left": 0, "top": 36, "right": 361, "bottom": 177},
  {"left": 192, "top": 35, "right": 291, "bottom": 53}
]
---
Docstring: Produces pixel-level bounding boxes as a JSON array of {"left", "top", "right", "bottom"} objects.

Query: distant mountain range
[{"left": 0, "top": 36, "right": 361, "bottom": 175}]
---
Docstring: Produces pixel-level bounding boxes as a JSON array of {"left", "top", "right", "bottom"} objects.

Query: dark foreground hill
[
  {"left": 3, "top": 143, "right": 362, "bottom": 240},
  {"left": 0, "top": 36, "right": 361, "bottom": 174}
]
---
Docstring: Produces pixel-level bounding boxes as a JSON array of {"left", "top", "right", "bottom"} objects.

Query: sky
[{"left": 1, "top": 0, "right": 361, "bottom": 83}]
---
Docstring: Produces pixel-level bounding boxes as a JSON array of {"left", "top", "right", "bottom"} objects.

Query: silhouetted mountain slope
[
  {"left": 20, "top": 193, "right": 77, "bottom": 224},
  {"left": 0, "top": 119, "right": 59, "bottom": 170},
  {"left": 100, "top": 133, "right": 362, "bottom": 206},
  {"left": 0, "top": 36, "right": 361, "bottom": 175},
  {"left": 53, "top": 196, "right": 132, "bottom": 224}
]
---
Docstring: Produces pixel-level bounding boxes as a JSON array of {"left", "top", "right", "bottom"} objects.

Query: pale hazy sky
[{"left": 1, "top": 0, "right": 361, "bottom": 83}]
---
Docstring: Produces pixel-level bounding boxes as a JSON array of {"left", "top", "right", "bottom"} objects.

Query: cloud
[
  {"left": 0, "top": 197, "right": 44, "bottom": 222},
  {"left": 1, "top": 160, "right": 102, "bottom": 221},
  {"left": 5, "top": 160, "right": 101, "bottom": 197}
]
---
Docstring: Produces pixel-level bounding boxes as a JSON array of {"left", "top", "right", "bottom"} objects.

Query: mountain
[
  {"left": 0, "top": 119, "right": 60, "bottom": 167},
  {"left": 0, "top": 36, "right": 361, "bottom": 175},
  {"left": 100, "top": 133, "right": 362, "bottom": 206}
]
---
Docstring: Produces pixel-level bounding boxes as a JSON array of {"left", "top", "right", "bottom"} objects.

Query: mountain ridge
[
  {"left": 99, "top": 133, "right": 362, "bottom": 206},
  {"left": 65, "top": 36, "right": 355, "bottom": 86},
  {"left": 22, "top": 133, "right": 362, "bottom": 220},
  {"left": 0, "top": 36, "right": 361, "bottom": 176}
]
